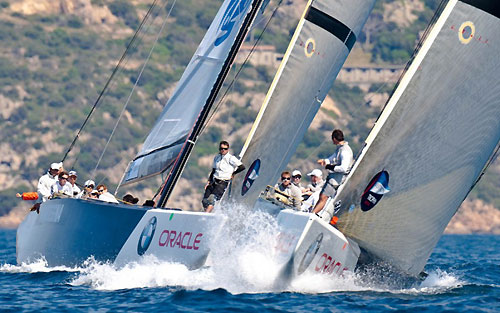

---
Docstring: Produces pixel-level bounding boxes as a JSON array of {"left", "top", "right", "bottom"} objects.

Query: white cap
[
  {"left": 84, "top": 180, "right": 95, "bottom": 187},
  {"left": 307, "top": 169, "right": 323, "bottom": 177},
  {"left": 68, "top": 170, "right": 77, "bottom": 177},
  {"left": 292, "top": 170, "right": 302, "bottom": 177},
  {"left": 50, "top": 163, "right": 60, "bottom": 170}
]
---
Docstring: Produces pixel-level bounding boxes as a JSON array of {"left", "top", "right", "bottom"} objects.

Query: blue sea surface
[{"left": 0, "top": 229, "right": 498, "bottom": 312}]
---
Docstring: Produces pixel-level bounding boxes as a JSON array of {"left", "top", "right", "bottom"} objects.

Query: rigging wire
[
  {"left": 61, "top": 0, "right": 162, "bottom": 165},
  {"left": 94, "top": 0, "right": 178, "bottom": 186}
]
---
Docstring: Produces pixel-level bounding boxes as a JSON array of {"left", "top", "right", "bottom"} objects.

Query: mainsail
[
  {"left": 229, "top": 0, "right": 376, "bottom": 206},
  {"left": 333, "top": 0, "right": 500, "bottom": 276},
  {"left": 122, "top": 0, "right": 263, "bottom": 186}
]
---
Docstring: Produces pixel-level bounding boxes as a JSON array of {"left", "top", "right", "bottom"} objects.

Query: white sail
[
  {"left": 333, "top": 0, "right": 500, "bottom": 276},
  {"left": 122, "top": 0, "right": 260, "bottom": 185},
  {"left": 229, "top": 0, "right": 376, "bottom": 206}
]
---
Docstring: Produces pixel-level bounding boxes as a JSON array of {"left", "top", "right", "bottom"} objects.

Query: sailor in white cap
[
  {"left": 291, "top": 170, "right": 305, "bottom": 192},
  {"left": 306, "top": 169, "right": 324, "bottom": 193},
  {"left": 68, "top": 170, "right": 81, "bottom": 198},
  {"left": 37, "top": 162, "right": 62, "bottom": 203},
  {"left": 300, "top": 169, "right": 324, "bottom": 212},
  {"left": 82, "top": 179, "right": 95, "bottom": 198}
]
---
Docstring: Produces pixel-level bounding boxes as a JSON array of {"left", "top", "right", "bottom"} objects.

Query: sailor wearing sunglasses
[
  {"left": 274, "top": 171, "right": 302, "bottom": 209},
  {"left": 202, "top": 140, "right": 245, "bottom": 213}
]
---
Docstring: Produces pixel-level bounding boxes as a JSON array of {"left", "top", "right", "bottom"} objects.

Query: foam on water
[
  {"left": 3, "top": 204, "right": 466, "bottom": 295},
  {"left": 0, "top": 257, "right": 79, "bottom": 273}
]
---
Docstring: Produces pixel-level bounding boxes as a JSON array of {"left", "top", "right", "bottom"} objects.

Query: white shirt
[
  {"left": 51, "top": 181, "right": 73, "bottom": 197},
  {"left": 301, "top": 190, "right": 320, "bottom": 212},
  {"left": 307, "top": 179, "right": 324, "bottom": 193},
  {"left": 99, "top": 191, "right": 119, "bottom": 203},
  {"left": 212, "top": 153, "right": 242, "bottom": 181},
  {"left": 324, "top": 142, "right": 353, "bottom": 186},
  {"left": 70, "top": 184, "right": 82, "bottom": 198},
  {"left": 37, "top": 172, "right": 57, "bottom": 202}
]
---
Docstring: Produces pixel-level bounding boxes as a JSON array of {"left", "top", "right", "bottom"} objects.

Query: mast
[{"left": 158, "top": 0, "right": 264, "bottom": 208}]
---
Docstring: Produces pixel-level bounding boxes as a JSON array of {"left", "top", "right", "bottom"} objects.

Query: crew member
[
  {"left": 68, "top": 171, "right": 81, "bottom": 198},
  {"left": 29, "top": 162, "right": 62, "bottom": 213},
  {"left": 312, "top": 129, "right": 353, "bottom": 216},
  {"left": 51, "top": 171, "right": 73, "bottom": 197},
  {"left": 81, "top": 180, "right": 95, "bottom": 199},
  {"left": 97, "top": 184, "right": 119, "bottom": 203},
  {"left": 274, "top": 171, "right": 302, "bottom": 209},
  {"left": 291, "top": 170, "right": 306, "bottom": 193},
  {"left": 202, "top": 140, "right": 245, "bottom": 213}
]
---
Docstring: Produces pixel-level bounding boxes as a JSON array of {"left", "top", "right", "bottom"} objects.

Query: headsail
[
  {"left": 229, "top": 0, "right": 376, "bottom": 207},
  {"left": 122, "top": 0, "right": 263, "bottom": 186},
  {"left": 333, "top": 0, "right": 500, "bottom": 276}
]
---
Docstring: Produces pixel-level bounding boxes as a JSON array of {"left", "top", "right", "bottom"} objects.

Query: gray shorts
[{"left": 320, "top": 174, "right": 339, "bottom": 198}]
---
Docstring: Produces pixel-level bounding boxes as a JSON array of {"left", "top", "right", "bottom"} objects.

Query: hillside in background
[{"left": 0, "top": 0, "right": 498, "bottom": 232}]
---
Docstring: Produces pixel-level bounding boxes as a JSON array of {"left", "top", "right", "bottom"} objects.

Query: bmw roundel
[
  {"left": 297, "top": 233, "right": 323, "bottom": 275},
  {"left": 241, "top": 159, "right": 261, "bottom": 196},
  {"left": 361, "top": 170, "right": 390, "bottom": 212},
  {"left": 137, "top": 216, "right": 157, "bottom": 256}
]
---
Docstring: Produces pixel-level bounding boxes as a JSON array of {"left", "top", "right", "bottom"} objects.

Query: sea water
[{"left": 0, "top": 208, "right": 498, "bottom": 312}]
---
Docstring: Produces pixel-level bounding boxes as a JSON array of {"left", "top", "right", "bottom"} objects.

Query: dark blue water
[{"left": 1, "top": 229, "right": 498, "bottom": 312}]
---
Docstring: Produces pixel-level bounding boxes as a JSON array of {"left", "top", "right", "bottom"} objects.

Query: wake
[{"left": 1, "top": 205, "right": 464, "bottom": 294}]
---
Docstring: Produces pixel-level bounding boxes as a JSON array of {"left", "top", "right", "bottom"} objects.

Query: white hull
[
  {"left": 274, "top": 209, "right": 360, "bottom": 279},
  {"left": 115, "top": 209, "right": 224, "bottom": 268},
  {"left": 17, "top": 198, "right": 358, "bottom": 283}
]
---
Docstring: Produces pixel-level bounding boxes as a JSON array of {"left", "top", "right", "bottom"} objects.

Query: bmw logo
[
  {"left": 297, "top": 233, "right": 323, "bottom": 274},
  {"left": 137, "top": 216, "right": 157, "bottom": 256}
]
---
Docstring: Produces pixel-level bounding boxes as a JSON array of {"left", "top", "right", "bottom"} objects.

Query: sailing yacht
[
  {"left": 17, "top": 0, "right": 499, "bottom": 281},
  {"left": 17, "top": 0, "right": 267, "bottom": 267},
  {"left": 254, "top": 0, "right": 500, "bottom": 278},
  {"left": 16, "top": 0, "right": 376, "bottom": 274}
]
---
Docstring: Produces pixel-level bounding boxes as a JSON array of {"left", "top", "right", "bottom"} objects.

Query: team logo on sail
[
  {"left": 297, "top": 233, "right": 323, "bottom": 275},
  {"left": 458, "top": 21, "right": 475, "bottom": 45},
  {"left": 137, "top": 216, "right": 157, "bottom": 256},
  {"left": 241, "top": 159, "right": 260, "bottom": 196},
  {"left": 360, "top": 170, "right": 390, "bottom": 212},
  {"left": 215, "top": 0, "right": 252, "bottom": 46}
]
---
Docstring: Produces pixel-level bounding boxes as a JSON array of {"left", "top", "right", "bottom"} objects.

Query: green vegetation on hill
[{"left": 0, "top": 0, "right": 498, "bottom": 214}]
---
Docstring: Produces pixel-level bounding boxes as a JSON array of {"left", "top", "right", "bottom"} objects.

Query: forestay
[
  {"left": 122, "top": 0, "right": 260, "bottom": 185},
  {"left": 229, "top": 0, "right": 376, "bottom": 206},
  {"left": 333, "top": 0, "right": 500, "bottom": 276}
]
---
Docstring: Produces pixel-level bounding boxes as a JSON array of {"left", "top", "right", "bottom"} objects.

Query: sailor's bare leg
[
  {"left": 205, "top": 204, "right": 214, "bottom": 213},
  {"left": 312, "top": 193, "right": 328, "bottom": 214}
]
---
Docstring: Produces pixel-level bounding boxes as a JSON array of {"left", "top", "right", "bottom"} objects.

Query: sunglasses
[
  {"left": 97, "top": 189, "right": 104, "bottom": 193},
  {"left": 281, "top": 177, "right": 291, "bottom": 181},
  {"left": 219, "top": 147, "right": 228, "bottom": 151},
  {"left": 293, "top": 175, "right": 301, "bottom": 179}
]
